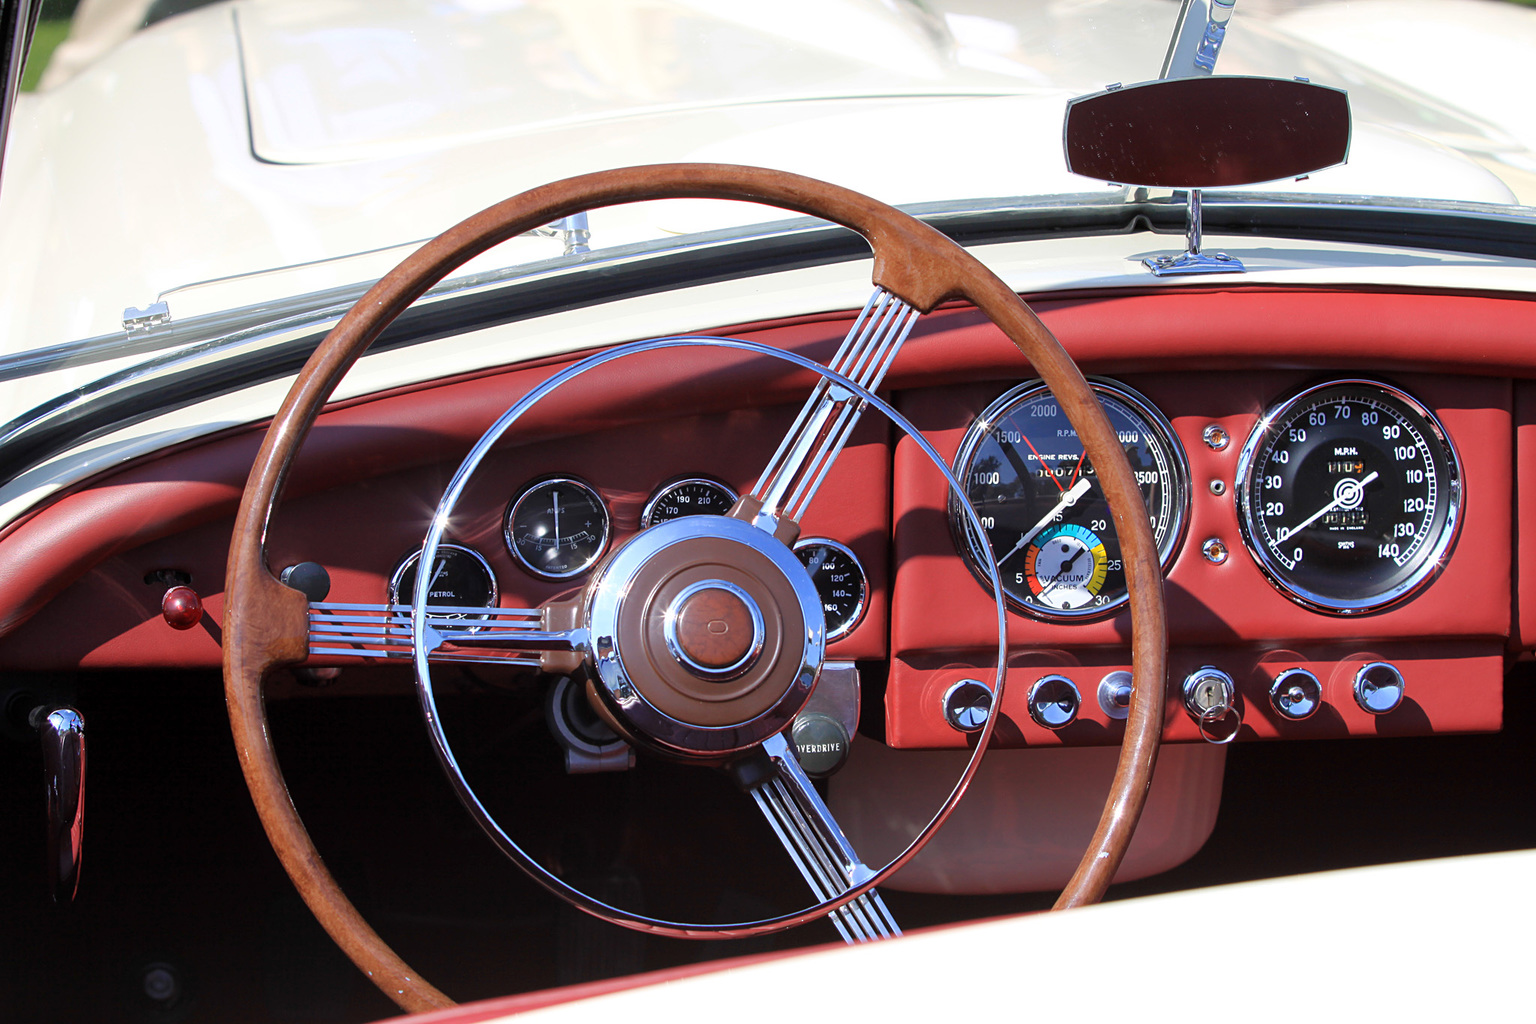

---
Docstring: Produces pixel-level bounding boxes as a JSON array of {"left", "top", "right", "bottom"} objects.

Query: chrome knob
[
  {"left": 1354, "top": 662, "right": 1405, "bottom": 715},
  {"left": 1182, "top": 666, "right": 1235, "bottom": 722},
  {"left": 1270, "top": 668, "right": 1322, "bottom": 720},
  {"left": 1028, "top": 675, "right": 1080, "bottom": 730},
  {"left": 1097, "top": 670, "right": 1133, "bottom": 721},
  {"left": 942, "top": 679, "right": 993, "bottom": 733}
]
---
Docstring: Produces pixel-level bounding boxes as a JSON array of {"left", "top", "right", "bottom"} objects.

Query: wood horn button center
[{"left": 664, "top": 581, "right": 764, "bottom": 679}]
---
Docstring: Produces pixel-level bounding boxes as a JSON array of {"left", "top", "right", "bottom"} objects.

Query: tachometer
[
  {"left": 504, "top": 477, "right": 610, "bottom": 580},
  {"left": 950, "top": 379, "right": 1189, "bottom": 620},
  {"left": 1235, "top": 379, "right": 1461, "bottom": 614}
]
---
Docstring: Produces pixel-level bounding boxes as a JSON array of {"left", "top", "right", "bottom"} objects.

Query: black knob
[
  {"left": 790, "top": 713, "right": 851, "bottom": 778},
  {"left": 279, "top": 562, "right": 331, "bottom": 602}
]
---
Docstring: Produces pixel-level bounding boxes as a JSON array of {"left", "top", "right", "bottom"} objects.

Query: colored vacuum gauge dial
[
  {"left": 1236, "top": 380, "right": 1461, "bottom": 613},
  {"left": 951, "top": 379, "right": 1189, "bottom": 620},
  {"left": 388, "top": 544, "right": 499, "bottom": 622},
  {"left": 641, "top": 477, "right": 738, "bottom": 528},
  {"left": 793, "top": 539, "right": 868, "bottom": 640},
  {"left": 504, "top": 477, "right": 610, "bottom": 580}
]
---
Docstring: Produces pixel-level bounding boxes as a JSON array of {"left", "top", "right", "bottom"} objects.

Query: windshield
[{"left": 3, "top": 0, "right": 1535, "bottom": 366}]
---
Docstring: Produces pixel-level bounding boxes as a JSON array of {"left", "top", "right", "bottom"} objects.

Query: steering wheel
[{"left": 223, "top": 164, "right": 1168, "bottom": 1013}]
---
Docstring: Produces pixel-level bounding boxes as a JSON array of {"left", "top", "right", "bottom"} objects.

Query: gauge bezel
[
  {"left": 1233, "top": 378, "right": 1463, "bottom": 615},
  {"left": 792, "top": 537, "right": 869, "bottom": 641},
  {"left": 503, "top": 475, "right": 611, "bottom": 580},
  {"left": 387, "top": 543, "right": 499, "bottom": 625},
  {"left": 640, "top": 476, "right": 740, "bottom": 529},
  {"left": 949, "top": 377, "right": 1191, "bottom": 621}
]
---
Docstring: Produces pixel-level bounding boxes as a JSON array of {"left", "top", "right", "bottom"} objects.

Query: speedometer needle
[
  {"left": 1276, "top": 471, "right": 1379, "bottom": 543},
  {"left": 995, "top": 477, "right": 1092, "bottom": 565}
]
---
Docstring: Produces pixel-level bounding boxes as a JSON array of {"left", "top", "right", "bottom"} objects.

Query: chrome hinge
[
  {"left": 122, "top": 301, "right": 171, "bottom": 332},
  {"left": 524, "top": 211, "right": 591, "bottom": 256}
]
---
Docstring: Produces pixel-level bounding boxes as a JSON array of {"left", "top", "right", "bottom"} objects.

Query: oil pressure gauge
[{"left": 1235, "top": 380, "right": 1461, "bottom": 614}]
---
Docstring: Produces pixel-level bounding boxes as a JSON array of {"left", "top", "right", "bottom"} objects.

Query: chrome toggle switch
[
  {"left": 1354, "top": 662, "right": 1406, "bottom": 715},
  {"left": 1028, "top": 675, "right": 1081, "bottom": 730},
  {"left": 1269, "top": 668, "right": 1322, "bottom": 720}
]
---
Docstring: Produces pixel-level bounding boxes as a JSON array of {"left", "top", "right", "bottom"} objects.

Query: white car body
[{"left": 1, "top": 1, "right": 1533, "bottom": 1020}]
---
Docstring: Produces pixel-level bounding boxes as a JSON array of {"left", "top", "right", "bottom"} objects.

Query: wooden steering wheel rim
[{"left": 222, "top": 163, "right": 1168, "bottom": 1014}]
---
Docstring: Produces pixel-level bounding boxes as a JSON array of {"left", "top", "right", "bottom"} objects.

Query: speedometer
[
  {"left": 1235, "top": 380, "right": 1462, "bottom": 614},
  {"left": 950, "top": 379, "right": 1189, "bottom": 620}
]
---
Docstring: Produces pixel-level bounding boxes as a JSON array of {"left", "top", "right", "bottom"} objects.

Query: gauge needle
[
  {"left": 1037, "top": 542, "right": 1088, "bottom": 599},
  {"left": 551, "top": 490, "right": 561, "bottom": 549},
  {"left": 995, "top": 477, "right": 1092, "bottom": 565},
  {"left": 1276, "top": 471, "right": 1380, "bottom": 544}
]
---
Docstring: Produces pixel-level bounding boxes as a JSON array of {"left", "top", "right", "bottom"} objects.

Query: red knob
[{"left": 161, "top": 586, "right": 203, "bottom": 631}]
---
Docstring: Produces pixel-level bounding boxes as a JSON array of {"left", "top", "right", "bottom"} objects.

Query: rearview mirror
[{"left": 1064, "top": 75, "right": 1351, "bottom": 188}]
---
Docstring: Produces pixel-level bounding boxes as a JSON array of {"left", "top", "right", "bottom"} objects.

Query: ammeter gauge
[{"left": 504, "top": 477, "right": 610, "bottom": 580}]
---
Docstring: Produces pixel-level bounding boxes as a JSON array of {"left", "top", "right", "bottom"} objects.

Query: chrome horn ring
[{"left": 411, "top": 334, "right": 1009, "bottom": 939}]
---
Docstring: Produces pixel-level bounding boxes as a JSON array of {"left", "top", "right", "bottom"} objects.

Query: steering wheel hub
[
  {"left": 583, "top": 514, "right": 824, "bottom": 759},
  {"left": 664, "top": 579, "right": 765, "bottom": 678}
]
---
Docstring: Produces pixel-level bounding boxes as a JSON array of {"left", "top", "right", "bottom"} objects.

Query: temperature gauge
[
  {"left": 642, "top": 477, "right": 738, "bottom": 528},
  {"left": 793, "top": 539, "right": 868, "bottom": 640}
]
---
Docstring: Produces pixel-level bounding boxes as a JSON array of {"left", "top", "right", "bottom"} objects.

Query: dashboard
[{"left": 0, "top": 285, "right": 1525, "bottom": 758}]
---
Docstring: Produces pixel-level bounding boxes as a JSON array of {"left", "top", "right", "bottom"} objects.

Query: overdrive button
[{"left": 664, "top": 580, "right": 765, "bottom": 679}]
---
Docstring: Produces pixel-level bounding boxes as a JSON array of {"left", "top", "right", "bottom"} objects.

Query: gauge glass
[
  {"left": 389, "top": 544, "right": 499, "bottom": 622},
  {"left": 950, "top": 379, "right": 1189, "bottom": 620},
  {"left": 793, "top": 539, "right": 868, "bottom": 640},
  {"left": 504, "top": 477, "right": 610, "bottom": 580},
  {"left": 641, "top": 477, "right": 738, "bottom": 528},
  {"left": 1236, "top": 380, "right": 1461, "bottom": 613}
]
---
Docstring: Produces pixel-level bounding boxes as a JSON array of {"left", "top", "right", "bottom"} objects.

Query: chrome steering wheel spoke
[
  {"left": 308, "top": 601, "right": 581, "bottom": 668},
  {"left": 747, "top": 287, "right": 918, "bottom": 532},
  {"left": 750, "top": 733, "right": 901, "bottom": 943}
]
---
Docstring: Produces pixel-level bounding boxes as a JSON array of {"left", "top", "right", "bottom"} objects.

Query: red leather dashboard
[{"left": 0, "top": 286, "right": 1528, "bottom": 751}]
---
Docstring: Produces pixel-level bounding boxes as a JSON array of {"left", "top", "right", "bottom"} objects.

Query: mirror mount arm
[
  {"left": 1160, "top": 0, "right": 1237, "bottom": 80},
  {"left": 1143, "top": 187, "right": 1245, "bottom": 277}
]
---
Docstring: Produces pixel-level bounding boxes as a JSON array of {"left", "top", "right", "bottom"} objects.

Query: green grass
[{"left": 21, "top": 19, "right": 72, "bottom": 91}]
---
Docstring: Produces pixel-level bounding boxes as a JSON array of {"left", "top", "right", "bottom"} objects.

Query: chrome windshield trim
[{"left": 0, "top": 192, "right": 1532, "bottom": 488}]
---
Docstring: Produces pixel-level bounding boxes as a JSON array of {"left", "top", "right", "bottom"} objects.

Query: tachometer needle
[
  {"left": 995, "top": 477, "right": 1091, "bottom": 565},
  {"left": 1276, "top": 471, "right": 1379, "bottom": 544}
]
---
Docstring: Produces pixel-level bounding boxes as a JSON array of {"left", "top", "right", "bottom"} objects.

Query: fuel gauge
[{"left": 388, "top": 544, "right": 499, "bottom": 620}]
